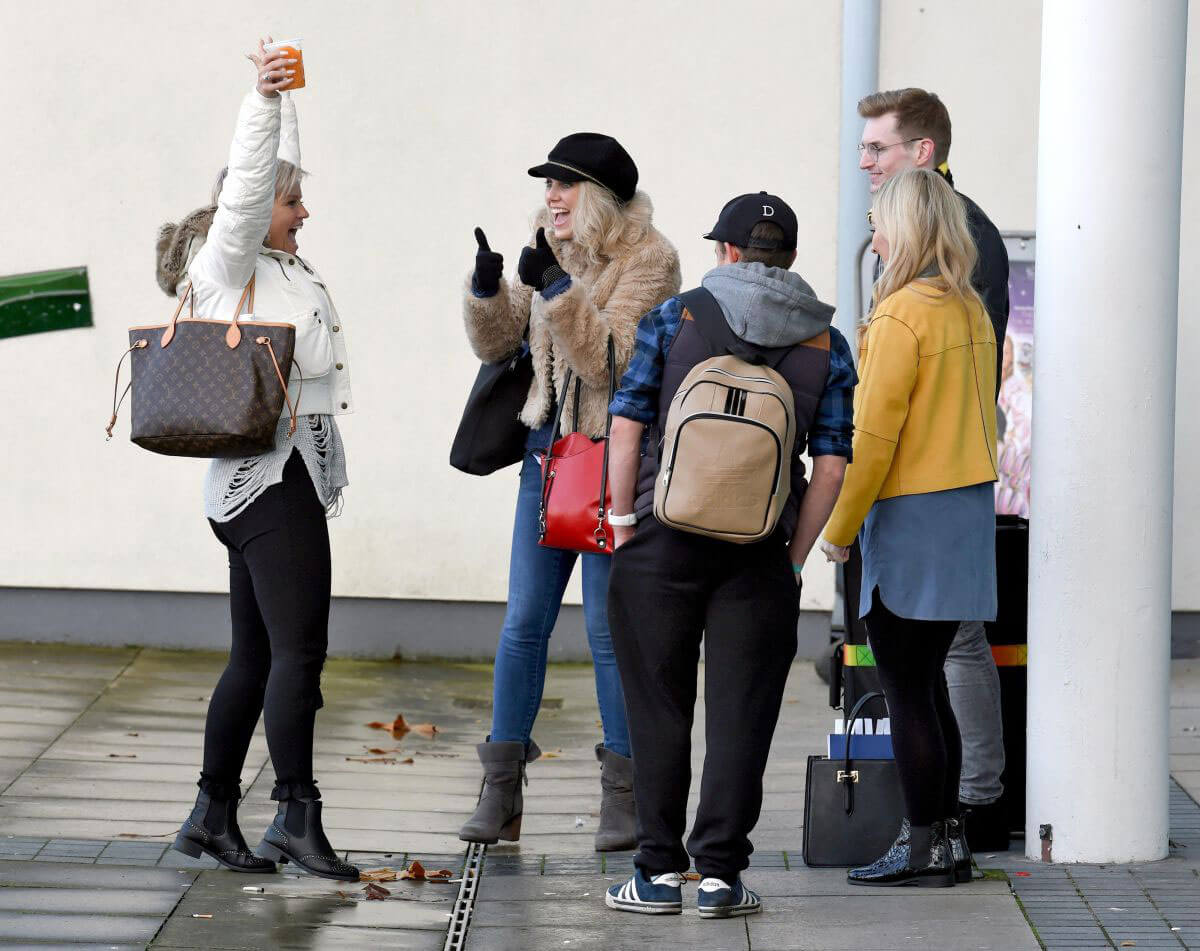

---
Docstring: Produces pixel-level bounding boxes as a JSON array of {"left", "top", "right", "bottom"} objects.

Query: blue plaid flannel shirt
[{"left": 609, "top": 295, "right": 857, "bottom": 458}]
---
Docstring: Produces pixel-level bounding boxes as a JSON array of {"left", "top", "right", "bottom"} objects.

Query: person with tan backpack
[{"left": 602, "top": 193, "right": 856, "bottom": 919}]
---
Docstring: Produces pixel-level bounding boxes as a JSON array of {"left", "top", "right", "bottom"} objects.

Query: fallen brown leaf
[
  {"left": 125, "top": 732, "right": 139, "bottom": 737},
  {"left": 399, "top": 757, "right": 414, "bottom": 764},
  {"left": 541, "top": 752, "right": 560, "bottom": 759},
  {"left": 359, "top": 868, "right": 398, "bottom": 883},
  {"left": 365, "top": 721, "right": 388, "bottom": 730},
  {"left": 414, "top": 751, "right": 459, "bottom": 758},
  {"left": 365, "top": 747, "right": 403, "bottom": 755},
  {"left": 391, "top": 714, "right": 411, "bottom": 737},
  {"left": 345, "top": 756, "right": 399, "bottom": 764},
  {"left": 400, "top": 860, "right": 426, "bottom": 881},
  {"left": 410, "top": 723, "right": 438, "bottom": 738},
  {"left": 426, "top": 869, "right": 455, "bottom": 880},
  {"left": 363, "top": 882, "right": 390, "bottom": 900}
]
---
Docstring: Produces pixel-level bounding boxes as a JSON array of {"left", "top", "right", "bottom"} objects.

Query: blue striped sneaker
[
  {"left": 696, "top": 877, "right": 762, "bottom": 918},
  {"left": 605, "top": 868, "right": 684, "bottom": 914}
]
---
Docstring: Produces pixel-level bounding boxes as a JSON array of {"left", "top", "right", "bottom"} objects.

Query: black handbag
[
  {"left": 802, "top": 691, "right": 905, "bottom": 868},
  {"left": 450, "top": 328, "right": 534, "bottom": 476}
]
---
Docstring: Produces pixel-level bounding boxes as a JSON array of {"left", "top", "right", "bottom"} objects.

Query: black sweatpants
[
  {"left": 608, "top": 517, "right": 799, "bottom": 882},
  {"left": 864, "top": 588, "right": 961, "bottom": 826},
  {"left": 200, "top": 450, "right": 330, "bottom": 801}
]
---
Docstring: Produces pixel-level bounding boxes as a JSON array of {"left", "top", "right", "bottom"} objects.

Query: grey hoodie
[{"left": 700, "top": 261, "right": 835, "bottom": 349}]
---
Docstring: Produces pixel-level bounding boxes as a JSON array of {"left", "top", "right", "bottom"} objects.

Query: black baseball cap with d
[
  {"left": 704, "top": 191, "right": 798, "bottom": 250},
  {"left": 528, "top": 133, "right": 639, "bottom": 203}
]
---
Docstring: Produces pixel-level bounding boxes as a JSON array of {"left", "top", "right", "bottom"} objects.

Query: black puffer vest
[{"left": 633, "top": 288, "right": 831, "bottom": 540}]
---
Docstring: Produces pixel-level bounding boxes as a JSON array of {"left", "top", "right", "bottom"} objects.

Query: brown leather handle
[
  {"left": 256, "top": 336, "right": 301, "bottom": 437},
  {"left": 106, "top": 339, "right": 149, "bottom": 439},
  {"left": 160, "top": 276, "right": 256, "bottom": 349},
  {"left": 225, "top": 277, "right": 256, "bottom": 348}
]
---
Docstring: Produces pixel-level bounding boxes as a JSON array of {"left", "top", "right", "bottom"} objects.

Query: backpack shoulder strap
[
  {"left": 679, "top": 286, "right": 799, "bottom": 370},
  {"left": 678, "top": 287, "right": 739, "bottom": 356}
]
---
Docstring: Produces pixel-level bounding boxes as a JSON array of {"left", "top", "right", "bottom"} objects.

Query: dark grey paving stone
[
  {"left": 0, "top": 886, "right": 181, "bottom": 914},
  {"left": 0, "top": 945, "right": 147, "bottom": 951},
  {"left": 465, "top": 918, "right": 749, "bottom": 951},
  {"left": 0, "top": 911, "right": 165, "bottom": 942},
  {"left": 746, "top": 895, "right": 1040, "bottom": 951},
  {"left": 0, "top": 859, "right": 197, "bottom": 889}
]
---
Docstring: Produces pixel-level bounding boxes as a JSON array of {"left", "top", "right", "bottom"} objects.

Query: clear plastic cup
[{"left": 263, "top": 38, "right": 305, "bottom": 91}]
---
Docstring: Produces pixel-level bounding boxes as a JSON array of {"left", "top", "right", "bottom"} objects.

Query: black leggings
[
  {"left": 864, "top": 589, "right": 961, "bottom": 826},
  {"left": 200, "top": 450, "right": 330, "bottom": 802}
]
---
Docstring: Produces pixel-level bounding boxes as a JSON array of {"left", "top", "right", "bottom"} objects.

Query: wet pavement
[{"left": 0, "top": 642, "right": 1195, "bottom": 949}]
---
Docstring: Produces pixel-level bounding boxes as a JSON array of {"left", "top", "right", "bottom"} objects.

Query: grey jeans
[{"left": 944, "top": 620, "right": 1005, "bottom": 804}]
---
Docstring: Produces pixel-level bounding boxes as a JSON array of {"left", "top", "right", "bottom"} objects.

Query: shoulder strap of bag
[
  {"left": 839, "top": 689, "right": 886, "bottom": 816},
  {"left": 678, "top": 285, "right": 796, "bottom": 371},
  {"left": 538, "top": 336, "right": 616, "bottom": 541}
]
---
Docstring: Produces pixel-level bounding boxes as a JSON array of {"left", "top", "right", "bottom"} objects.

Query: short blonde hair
[
  {"left": 569, "top": 182, "right": 651, "bottom": 266},
  {"left": 870, "top": 168, "right": 981, "bottom": 316},
  {"left": 211, "top": 160, "right": 306, "bottom": 205}
]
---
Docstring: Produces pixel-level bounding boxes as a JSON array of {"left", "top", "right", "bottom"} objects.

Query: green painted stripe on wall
[{"left": 0, "top": 267, "right": 92, "bottom": 339}]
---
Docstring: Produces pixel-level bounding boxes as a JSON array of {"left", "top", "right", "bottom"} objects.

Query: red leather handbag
[{"left": 537, "top": 338, "right": 615, "bottom": 555}]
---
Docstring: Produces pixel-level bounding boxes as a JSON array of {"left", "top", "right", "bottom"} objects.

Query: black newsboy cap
[{"left": 528, "top": 133, "right": 639, "bottom": 203}]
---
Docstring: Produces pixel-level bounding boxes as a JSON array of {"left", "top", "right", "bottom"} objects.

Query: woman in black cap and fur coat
[{"left": 459, "top": 133, "right": 680, "bottom": 851}]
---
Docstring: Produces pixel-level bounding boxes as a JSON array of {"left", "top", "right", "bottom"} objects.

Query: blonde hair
[
  {"left": 211, "top": 160, "right": 306, "bottom": 206},
  {"left": 870, "top": 168, "right": 981, "bottom": 317},
  {"left": 569, "top": 182, "right": 651, "bottom": 266}
]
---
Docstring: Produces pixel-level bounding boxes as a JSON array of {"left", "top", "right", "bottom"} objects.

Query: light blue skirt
[{"left": 858, "top": 482, "right": 997, "bottom": 622}]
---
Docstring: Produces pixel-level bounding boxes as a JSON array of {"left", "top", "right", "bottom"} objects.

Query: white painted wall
[{"left": 1, "top": 1, "right": 1195, "bottom": 613}]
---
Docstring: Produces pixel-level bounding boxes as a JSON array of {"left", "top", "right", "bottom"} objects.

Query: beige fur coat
[{"left": 462, "top": 192, "right": 681, "bottom": 439}]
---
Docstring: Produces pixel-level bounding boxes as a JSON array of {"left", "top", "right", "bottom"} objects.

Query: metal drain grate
[{"left": 444, "top": 842, "right": 486, "bottom": 951}]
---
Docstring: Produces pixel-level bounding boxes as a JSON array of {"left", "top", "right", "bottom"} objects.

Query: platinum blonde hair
[
  {"left": 870, "top": 167, "right": 981, "bottom": 318},
  {"left": 569, "top": 182, "right": 652, "bottom": 266},
  {"left": 211, "top": 160, "right": 307, "bottom": 205}
]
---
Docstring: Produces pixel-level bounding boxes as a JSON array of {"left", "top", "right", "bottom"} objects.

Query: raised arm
[
  {"left": 461, "top": 227, "right": 533, "bottom": 363},
  {"left": 190, "top": 41, "right": 295, "bottom": 290}
]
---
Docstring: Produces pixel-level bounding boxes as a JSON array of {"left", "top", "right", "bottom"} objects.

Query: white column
[
  {"left": 1026, "top": 0, "right": 1187, "bottom": 863},
  {"left": 834, "top": 0, "right": 880, "bottom": 343}
]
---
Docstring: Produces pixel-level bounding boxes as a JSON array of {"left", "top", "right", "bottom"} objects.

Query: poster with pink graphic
[{"left": 996, "top": 260, "right": 1034, "bottom": 517}]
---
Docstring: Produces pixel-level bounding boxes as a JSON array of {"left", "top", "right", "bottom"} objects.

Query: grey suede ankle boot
[
  {"left": 459, "top": 739, "right": 540, "bottom": 844},
  {"left": 594, "top": 744, "right": 637, "bottom": 852}
]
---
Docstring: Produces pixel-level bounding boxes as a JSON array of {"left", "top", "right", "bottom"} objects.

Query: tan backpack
[{"left": 654, "top": 352, "right": 797, "bottom": 543}]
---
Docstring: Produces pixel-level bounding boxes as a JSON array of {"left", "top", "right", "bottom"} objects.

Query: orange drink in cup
[{"left": 263, "top": 38, "right": 305, "bottom": 91}]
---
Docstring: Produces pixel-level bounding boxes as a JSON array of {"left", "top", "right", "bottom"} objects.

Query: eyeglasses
[
  {"left": 866, "top": 209, "right": 875, "bottom": 233},
  {"left": 857, "top": 137, "right": 924, "bottom": 161}
]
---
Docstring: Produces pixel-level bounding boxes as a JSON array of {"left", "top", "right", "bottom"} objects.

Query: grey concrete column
[{"left": 834, "top": 0, "right": 880, "bottom": 342}]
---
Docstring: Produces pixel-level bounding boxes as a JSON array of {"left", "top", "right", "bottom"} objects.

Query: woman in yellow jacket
[{"left": 821, "top": 168, "right": 998, "bottom": 888}]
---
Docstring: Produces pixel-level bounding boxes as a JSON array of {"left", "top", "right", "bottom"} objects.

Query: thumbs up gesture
[
  {"left": 472, "top": 227, "right": 504, "bottom": 296},
  {"left": 518, "top": 228, "right": 566, "bottom": 292}
]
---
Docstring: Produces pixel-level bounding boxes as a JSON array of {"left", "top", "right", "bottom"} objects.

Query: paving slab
[{"left": 0, "top": 911, "right": 167, "bottom": 943}]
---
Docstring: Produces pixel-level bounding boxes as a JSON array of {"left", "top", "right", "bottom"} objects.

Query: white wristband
[{"left": 607, "top": 509, "right": 638, "bottom": 527}]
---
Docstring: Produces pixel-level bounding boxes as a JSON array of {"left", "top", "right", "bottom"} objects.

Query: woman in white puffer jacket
[{"left": 157, "top": 40, "right": 357, "bottom": 882}]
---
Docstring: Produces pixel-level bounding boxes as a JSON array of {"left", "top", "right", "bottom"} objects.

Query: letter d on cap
[{"left": 763, "top": 205, "right": 775, "bottom": 216}]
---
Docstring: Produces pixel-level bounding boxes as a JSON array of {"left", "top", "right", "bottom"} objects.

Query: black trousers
[
  {"left": 608, "top": 518, "right": 799, "bottom": 881},
  {"left": 863, "top": 588, "right": 961, "bottom": 826},
  {"left": 200, "top": 450, "right": 330, "bottom": 802}
]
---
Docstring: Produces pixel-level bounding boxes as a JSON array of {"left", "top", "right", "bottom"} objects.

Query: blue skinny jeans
[{"left": 490, "top": 449, "right": 631, "bottom": 757}]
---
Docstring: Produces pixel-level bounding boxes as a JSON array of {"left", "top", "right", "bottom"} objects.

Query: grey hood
[{"left": 700, "top": 261, "right": 835, "bottom": 348}]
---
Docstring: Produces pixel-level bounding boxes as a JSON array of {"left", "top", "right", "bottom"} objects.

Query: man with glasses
[{"left": 852, "top": 87, "right": 1012, "bottom": 853}]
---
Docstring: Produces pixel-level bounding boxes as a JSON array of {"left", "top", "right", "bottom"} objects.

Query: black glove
[
  {"left": 518, "top": 228, "right": 566, "bottom": 291},
  {"left": 472, "top": 227, "right": 504, "bottom": 296}
]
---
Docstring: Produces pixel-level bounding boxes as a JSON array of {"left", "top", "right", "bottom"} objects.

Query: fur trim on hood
[{"left": 155, "top": 205, "right": 216, "bottom": 296}]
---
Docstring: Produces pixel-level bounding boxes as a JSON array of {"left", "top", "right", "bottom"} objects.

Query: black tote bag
[
  {"left": 802, "top": 691, "right": 905, "bottom": 868},
  {"left": 450, "top": 335, "right": 534, "bottom": 476}
]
